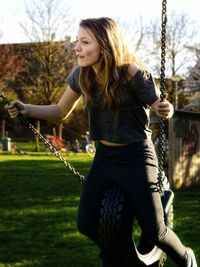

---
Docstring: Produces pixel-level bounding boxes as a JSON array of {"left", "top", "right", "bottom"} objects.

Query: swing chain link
[
  {"left": 157, "top": 0, "right": 167, "bottom": 196},
  {"left": 27, "top": 123, "right": 86, "bottom": 184},
  {"left": 0, "top": 89, "right": 86, "bottom": 184}
]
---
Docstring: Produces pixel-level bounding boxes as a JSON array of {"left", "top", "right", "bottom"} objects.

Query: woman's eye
[{"left": 82, "top": 40, "right": 89, "bottom": 44}]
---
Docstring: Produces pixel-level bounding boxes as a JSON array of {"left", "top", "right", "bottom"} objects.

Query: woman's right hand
[{"left": 5, "top": 100, "right": 26, "bottom": 118}]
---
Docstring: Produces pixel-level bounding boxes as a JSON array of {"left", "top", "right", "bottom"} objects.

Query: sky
[{"left": 0, "top": 0, "right": 199, "bottom": 44}]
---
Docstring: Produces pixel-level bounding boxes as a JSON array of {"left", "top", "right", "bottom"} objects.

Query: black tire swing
[
  {"left": 99, "top": 180, "right": 174, "bottom": 267},
  {"left": 0, "top": 1, "right": 173, "bottom": 266}
]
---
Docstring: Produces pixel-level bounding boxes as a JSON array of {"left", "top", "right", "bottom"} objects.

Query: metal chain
[
  {"left": 1, "top": 2, "right": 168, "bottom": 190},
  {"left": 0, "top": 89, "right": 86, "bottom": 184},
  {"left": 157, "top": 0, "right": 167, "bottom": 195}
]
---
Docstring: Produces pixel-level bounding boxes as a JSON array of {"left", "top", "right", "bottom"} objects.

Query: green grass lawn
[{"left": 0, "top": 152, "right": 199, "bottom": 267}]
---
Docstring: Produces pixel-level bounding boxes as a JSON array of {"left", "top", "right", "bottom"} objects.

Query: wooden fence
[{"left": 168, "top": 111, "right": 200, "bottom": 189}]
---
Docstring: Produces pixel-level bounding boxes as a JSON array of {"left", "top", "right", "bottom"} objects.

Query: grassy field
[{"left": 0, "top": 151, "right": 199, "bottom": 267}]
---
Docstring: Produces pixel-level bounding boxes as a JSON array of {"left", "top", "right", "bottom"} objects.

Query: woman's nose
[{"left": 75, "top": 42, "right": 81, "bottom": 52}]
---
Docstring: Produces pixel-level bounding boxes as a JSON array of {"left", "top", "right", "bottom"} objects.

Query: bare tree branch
[
  {"left": 20, "top": 0, "right": 75, "bottom": 42},
  {"left": 146, "top": 11, "right": 199, "bottom": 77},
  {"left": 8, "top": 0, "right": 77, "bottom": 105}
]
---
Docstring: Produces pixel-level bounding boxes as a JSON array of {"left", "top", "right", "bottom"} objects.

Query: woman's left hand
[{"left": 152, "top": 93, "right": 174, "bottom": 119}]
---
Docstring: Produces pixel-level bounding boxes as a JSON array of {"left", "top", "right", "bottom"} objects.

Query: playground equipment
[{"left": 0, "top": 1, "right": 173, "bottom": 265}]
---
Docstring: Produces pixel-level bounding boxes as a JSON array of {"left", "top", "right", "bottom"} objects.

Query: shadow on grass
[{"left": 0, "top": 155, "right": 99, "bottom": 267}]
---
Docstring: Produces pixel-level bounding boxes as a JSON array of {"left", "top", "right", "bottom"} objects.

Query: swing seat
[{"left": 99, "top": 175, "right": 174, "bottom": 267}]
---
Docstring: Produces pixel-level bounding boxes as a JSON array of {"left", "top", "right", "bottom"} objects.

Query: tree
[
  {"left": 0, "top": 43, "right": 25, "bottom": 120},
  {"left": 0, "top": 44, "right": 24, "bottom": 89},
  {"left": 119, "top": 16, "right": 147, "bottom": 54},
  {"left": 127, "top": 11, "right": 199, "bottom": 78},
  {"left": 10, "top": 0, "right": 76, "bottom": 105},
  {"left": 8, "top": 40, "right": 76, "bottom": 105},
  {"left": 2, "top": 0, "right": 79, "bottom": 149},
  {"left": 125, "top": 11, "right": 199, "bottom": 111},
  {"left": 20, "top": 0, "right": 74, "bottom": 43},
  {"left": 180, "top": 45, "right": 200, "bottom": 112},
  {"left": 0, "top": 44, "right": 25, "bottom": 139}
]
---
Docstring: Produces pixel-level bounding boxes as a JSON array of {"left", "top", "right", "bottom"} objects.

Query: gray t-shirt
[{"left": 67, "top": 66, "right": 160, "bottom": 143}]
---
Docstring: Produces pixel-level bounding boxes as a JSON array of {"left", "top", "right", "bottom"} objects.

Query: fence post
[{"left": 35, "top": 120, "right": 40, "bottom": 152}]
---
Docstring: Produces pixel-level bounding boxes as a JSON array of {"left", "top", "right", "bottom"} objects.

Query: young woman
[{"left": 6, "top": 17, "right": 197, "bottom": 267}]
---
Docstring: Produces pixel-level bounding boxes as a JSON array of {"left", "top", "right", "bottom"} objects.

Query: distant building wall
[{"left": 168, "top": 111, "right": 200, "bottom": 189}]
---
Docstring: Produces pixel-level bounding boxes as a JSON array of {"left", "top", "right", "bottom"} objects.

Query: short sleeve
[
  {"left": 67, "top": 67, "right": 82, "bottom": 94},
  {"left": 130, "top": 70, "right": 160, "bottom": 106}
]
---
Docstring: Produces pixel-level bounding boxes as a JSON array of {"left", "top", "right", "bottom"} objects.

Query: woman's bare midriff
[{"left": 99, "top": 140, "right": 128, "bottom": 147}]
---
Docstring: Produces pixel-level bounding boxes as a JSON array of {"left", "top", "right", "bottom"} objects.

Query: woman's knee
[{"left": 145, "top": 224, "right": 168, "bottom": 245}]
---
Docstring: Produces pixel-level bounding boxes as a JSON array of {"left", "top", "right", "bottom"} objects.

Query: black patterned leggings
[{"left": 77, "top": 141, "right": 188, "bottom": 267}]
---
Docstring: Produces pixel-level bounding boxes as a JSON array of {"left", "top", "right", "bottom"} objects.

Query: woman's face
[{"left": 75, "top": 26, "right": 101, "bottom": 70}]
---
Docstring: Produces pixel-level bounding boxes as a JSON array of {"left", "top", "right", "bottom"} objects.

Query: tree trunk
[{"left": 1, "top": 119, "right": 5, "bottom": 138}]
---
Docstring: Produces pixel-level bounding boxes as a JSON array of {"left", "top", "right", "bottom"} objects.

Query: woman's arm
[{"left": 6, "top": 86, "right": 80, "bottom": 122}]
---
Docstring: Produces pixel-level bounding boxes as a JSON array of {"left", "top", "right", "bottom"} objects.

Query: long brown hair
[{"left": 79, "top": 17, "right": 143, "bottom": 109}]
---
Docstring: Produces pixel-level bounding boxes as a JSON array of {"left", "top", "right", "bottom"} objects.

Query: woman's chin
[{"left": 78, "top": 63, "right": 90, "bottom": 67}]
